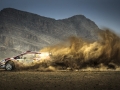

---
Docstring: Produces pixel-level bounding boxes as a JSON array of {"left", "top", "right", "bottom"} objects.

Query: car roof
[{"left": 17, "top": 51, "right": 41, "bottom": 56}]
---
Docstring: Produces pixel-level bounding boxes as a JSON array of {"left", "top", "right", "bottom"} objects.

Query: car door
[{"left": 21, "top": 54, "right": 35, "bottom": 65}]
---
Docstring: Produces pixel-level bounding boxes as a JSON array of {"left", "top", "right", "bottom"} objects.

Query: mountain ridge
[{"left": 0, "top": 8, "right": 100, "bottom": 59}]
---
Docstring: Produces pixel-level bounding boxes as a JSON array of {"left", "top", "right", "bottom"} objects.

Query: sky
[{"left": 0, "top": 0, "right": 120, "bottom": 33}]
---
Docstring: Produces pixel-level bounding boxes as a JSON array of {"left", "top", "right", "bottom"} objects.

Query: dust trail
[
  {"left": 40, "top": 29, "right": 120, "bottom": 71},
  {"left": 14, "top": 60, "right": 56, "bottom": 71},
  {"left": 14, "top": 28, "right": 120, "bottom": 71}
]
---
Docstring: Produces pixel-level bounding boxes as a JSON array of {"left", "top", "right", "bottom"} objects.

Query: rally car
[{"left": 0, "top": 51, "right": 51, "bottom": 71}]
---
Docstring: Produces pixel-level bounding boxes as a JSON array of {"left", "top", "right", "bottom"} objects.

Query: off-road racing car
[{"left": 0, "top": 51, "right": 51, "bottom": 71}]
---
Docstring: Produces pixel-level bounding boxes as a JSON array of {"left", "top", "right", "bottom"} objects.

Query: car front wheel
[{"left": 5, "top": 61, "right": 15, "bottom": 71}]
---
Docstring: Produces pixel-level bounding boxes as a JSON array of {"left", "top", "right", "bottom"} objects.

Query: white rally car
[{"left": 0, "top": 51, "right": 51, "bottom": 71}]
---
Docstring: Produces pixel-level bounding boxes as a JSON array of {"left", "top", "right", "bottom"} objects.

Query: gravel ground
[{"left": 0, "top": 70, "right": 120, "bottom": 90}]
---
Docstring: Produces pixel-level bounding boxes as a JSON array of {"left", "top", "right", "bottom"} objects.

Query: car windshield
[{"left": 14, "top": 56, "right": 20, "bottom": 59}]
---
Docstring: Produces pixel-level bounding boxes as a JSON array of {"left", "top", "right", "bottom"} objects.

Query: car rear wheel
[{"left": 5, "top": 61, "right": 15, "bottom": 71}]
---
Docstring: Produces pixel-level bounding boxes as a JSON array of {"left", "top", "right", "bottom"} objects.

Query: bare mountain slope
[{"left": 0, "top": 8, "right": 99, "bottom": 59}]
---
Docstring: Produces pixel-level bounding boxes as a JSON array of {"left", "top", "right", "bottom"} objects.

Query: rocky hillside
[{"left": 0, "top": 8, "right": 99, "bottom": 59}]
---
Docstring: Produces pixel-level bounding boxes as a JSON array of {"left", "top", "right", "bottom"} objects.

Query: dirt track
[{"left": 0, "top": 70, "right": 120, "bottom": 90}]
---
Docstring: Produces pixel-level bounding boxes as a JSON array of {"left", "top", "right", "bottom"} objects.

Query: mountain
[{"left": 0, "top": 8, "right": 99, "bottom": 59}]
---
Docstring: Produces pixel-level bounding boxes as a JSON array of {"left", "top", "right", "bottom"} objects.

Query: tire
[{"left": 5, "top": 61, "right": 15, "bottom": 71}]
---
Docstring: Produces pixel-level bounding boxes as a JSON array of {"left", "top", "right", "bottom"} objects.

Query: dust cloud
[
  {"left": 15, "top": 28, "right": 120, "bottom": 71},
  {"left": 39, "top": 28, "right": 120, "bottom": 71}
]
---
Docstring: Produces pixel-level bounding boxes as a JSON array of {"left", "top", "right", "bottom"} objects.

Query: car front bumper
[
  {"left": 0, "top": 60, "right": 6, "bottom": 69},
  {"left": 0, "top": 64, "right": 5, "bottom": 69}
]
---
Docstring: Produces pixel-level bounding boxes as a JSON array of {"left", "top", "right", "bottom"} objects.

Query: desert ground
[{"left": 0, "top": 70, "right": 120, "bottom": 90}]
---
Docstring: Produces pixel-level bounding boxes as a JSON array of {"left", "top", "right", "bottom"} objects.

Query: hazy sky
[{"left": 0, "top": 0, "right": 120, "bottom": 33}]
